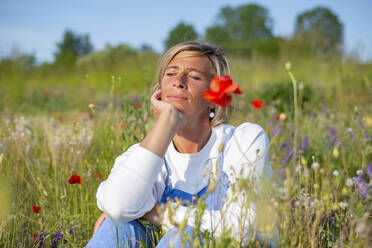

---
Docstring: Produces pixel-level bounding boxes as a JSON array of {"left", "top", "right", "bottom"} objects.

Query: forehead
[{"left": 166, "top": 51, "right": 214, "bottom": 74}]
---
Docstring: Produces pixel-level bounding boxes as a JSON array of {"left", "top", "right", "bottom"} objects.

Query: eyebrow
[{"left": 165, "top": 65, "right": 206, "bottom": 74}]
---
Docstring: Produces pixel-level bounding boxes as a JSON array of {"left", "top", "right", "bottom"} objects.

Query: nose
[{"left": 173, "top": 72, "right": 187, "bottom": 89}]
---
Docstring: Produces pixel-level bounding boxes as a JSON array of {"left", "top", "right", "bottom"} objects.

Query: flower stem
[{"left": 286, "top": 63, "right": 299, "bottom": 168}]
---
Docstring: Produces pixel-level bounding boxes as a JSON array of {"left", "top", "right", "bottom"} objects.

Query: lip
[{"left": 167, "top": 95, "right": 187, "bottom": 101}]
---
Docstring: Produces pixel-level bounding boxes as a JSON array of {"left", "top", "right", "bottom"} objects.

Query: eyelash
[{"left": 165, "top": 72, "right": 201, "bottom": 80}]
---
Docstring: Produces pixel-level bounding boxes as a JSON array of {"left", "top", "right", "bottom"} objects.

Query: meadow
[{"left": 0, "top": 50, "right": 371, "bottom": 247}]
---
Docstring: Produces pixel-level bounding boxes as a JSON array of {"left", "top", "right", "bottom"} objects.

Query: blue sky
[{"left": 1, "top": 0, "right": 371, "bottom": 62}]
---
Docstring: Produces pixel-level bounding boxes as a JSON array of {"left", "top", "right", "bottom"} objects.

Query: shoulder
[
  {"left": 224, "top": 122, "right": 269, "bottom": 161},
  {"left": 215, "top": 122, "right": 268, "bottom": 147},
  {"left": 114, "top": 143, "right": 141, "bottom": 163}
]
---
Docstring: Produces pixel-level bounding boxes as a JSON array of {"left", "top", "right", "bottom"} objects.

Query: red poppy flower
[
  {"left": 95, "top": 173, "right": 104, "bottom": 180},
  {"left": 134, "top": 101, "right": 141, "bottom": 109},
  {"left": 32, "top": 205, "right": 41, "bottom": 213},
  {"left": 119, "top": 123, "right": 125, "bottom": 130},
  {"left": 251, "top": 99, "right": 263, "bottom": 109},
  {"left": 68, "top": 174, "right": 82, "bottom": 184},
  {"left": 43, "top": 91, "right": 50, "bottom": 99},
  {"left": 203, "top": 75, "right": 243, "bottom": 108}
]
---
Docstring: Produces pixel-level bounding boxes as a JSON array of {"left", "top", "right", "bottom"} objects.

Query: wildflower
[
  {"left": 203, "top": 75, "right": 243, "bottom": 107},
  {"left": 353, "top": 175, "right": 368, "bottom": 200},
  {"left": 274, "top": 168, "right": 286, "bottom": 180},
  {"left": 88, "top": 104, "right": 95, "bottom": 109},
  {"left": 95, "top": 173, "right": 104, "bottom": 180},
  {"left": 285, "top": 62, "right": 291, "bottom": 70},
  {"left": 311, "top": 162, "right": 320, "bottom": 170},
  {"left": 300, "top": 156, "right": 307, "bottom": 165},
  {"left": 279, "top": 113, "right": 287, "bottom": 121},
  {"left": 281, "top": 148, "right": 293, "bottom": 164},
  {"left": 279, "top": 141, "right": 290, "bottom": 151},
  {"left": 322, "top": 104, "right": 328, "bottom": 116},
  {"left": 333, "top": 170, "right": 339, "bottom": 177},
  {"left": 251, "top": 99, "right": 263, "bottom": 109},
  {"left": 346, "top": 178, "right": 353, "bottom": 187},
  {"left": 119, "top": 123, "right": 125, "bottom": 130},
  {"left": 365, "top": 116, "right": 372, "bottom": 128},
  {"left": 32, "top": 233, "right": 38, "bottom": 239},
  {"left": 43, "top": 91, "right": 50, "bottom": 99},
  {"left": 134, "top": 100, "right": 141, "bottom": 109},
  {"left": 52, "top": 231, "right": 63, "bottom": 245},
  {"left": 346, "top": 127, "right": 354, "bottom": 139},
  {"left": 271, "top": 122, "right": 281, "bottom": 136},
  {"left": 329, "top": 127, "right": 340, "bottom": 147},
  {"left": 38, "top": 231, "right": 48, "bottom": 248},
  {"left": 356, "top": 170, "right": 363, "bottom": 176},
  {"left": 299, "top": 136, "right": 309, "bottom": 151},
  {"left": 33, "top": 205, "right": 41, "bottom": 214},
  {"left": 68, "top": 174, "right": 82, "bottom": 184},
  {"left": 366, "top": 163, "right": 372, "bottom": 180},
  {"left": 265, "top": 116, "right": 276, "bottom": 126},
  {"left": 332, "top": 147, "right": 339, "bottom": 158}
]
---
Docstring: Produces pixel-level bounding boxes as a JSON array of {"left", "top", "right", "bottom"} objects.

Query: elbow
[
  {"left": 97, "top": 197, "right": 136, "bottom": 222},
  {"left": 96, "top": 186, "right": 136, "bottom": 222}
]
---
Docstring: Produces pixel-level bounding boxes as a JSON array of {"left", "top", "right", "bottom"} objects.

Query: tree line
[{"left": 1, "top": 4, "right": 344, "bottom": 70}]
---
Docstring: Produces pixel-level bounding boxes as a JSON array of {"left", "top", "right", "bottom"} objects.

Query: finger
[{"left": 151, "top": 90, "right": 162, "bottom": 103}]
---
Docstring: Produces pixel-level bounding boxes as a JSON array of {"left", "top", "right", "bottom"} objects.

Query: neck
[{"left": 173, "top": 118, "right": 212, "bottom": 154}]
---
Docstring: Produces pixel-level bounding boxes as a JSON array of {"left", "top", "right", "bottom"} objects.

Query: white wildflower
[
  {"left": 311, "top": 162, "right": 320, "bottom": 170},
  {"left": 333, "top": 170, "right": 339, "bottom": 177},
  {"left": 346, "top": 178, "right": 353, "bottom": 187},
  {"left": 356, "top": 170, "right": 363, "bottom": 176},
  {"left": 338, "top": 201, "right": 348, "bottom": 210}
]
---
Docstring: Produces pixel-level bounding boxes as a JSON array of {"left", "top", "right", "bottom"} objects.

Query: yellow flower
[
  {"left": 279, "top": 113, "right": 287, "bottom": 121},
  {"left": 332, "top": 147, "right": 339, "bottom": 158},
  {"left": 365, "top": 116, "right": 372, "bottom": 128},
  {"left": 301, "top": 156, "right": 307, "bottom": 166}
]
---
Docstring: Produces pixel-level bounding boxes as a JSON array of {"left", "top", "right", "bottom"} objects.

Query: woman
[{"left": 85, "top": 41, "right": 277, "bottom": 247}]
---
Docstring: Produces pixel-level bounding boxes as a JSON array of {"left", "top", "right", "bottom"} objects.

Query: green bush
[{"left": 258, "top": 81, "right": 320, "bottom": 113}]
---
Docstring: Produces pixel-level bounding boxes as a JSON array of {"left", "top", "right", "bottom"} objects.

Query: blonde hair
[{"left": 153, "top": 41, "right": 231, "bottom": 127}]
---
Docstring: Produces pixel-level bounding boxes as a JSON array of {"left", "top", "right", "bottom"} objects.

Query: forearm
[{"left": 141, "top": 108, "right": 180, "bottom": 157}]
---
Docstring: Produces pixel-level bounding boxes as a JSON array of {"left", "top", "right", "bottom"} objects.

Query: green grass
[{"left": 0, "top": 53, "right": 371, "bottom": 247}]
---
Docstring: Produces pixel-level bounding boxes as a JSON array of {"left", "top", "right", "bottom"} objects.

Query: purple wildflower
[
  {"left": 52, "top": 231, "right": 63, "bottom": 245},
  {"left": 346, "top": 128, "right": 354, "bottom": 139},
  {"left": 38, "top": 231, "right": 48, "bottom": 248},
  {"left": 299, "top": 136, "right": 309, "bottom": 151},
  {"left": 328, "top": 127, "right": 340, "bottom": 147},
  {"left": 280, "top": 141, "right": 290, "bottom": 151},
  {"left": 69, "top": 228, "right": 73, "bottom": 235},
  {"left": 291, "top": 124, "right": 296, "bottom": 134},
  {"left": 281, "top": 148, "right": 294, "bottom": 164},
  {"left": 265, "top": 116, "right": 276, "bottom": 126},
  {"left": 323, "top": 104, "right": 328, "bottom": 116},
  {"left": 271, "top": 122, "right": 281, "bottom": 136},
  {"left": 353, "top": 175, "right": 369, "bottom": 200},
  {"left": 310, "top": 111, "right": 316, "bottom": 120},
  {"left": 330, "top": 127, "right": 337, "bottom": 136},
  {"left": 275, "top": 168, "right": 286, "bottom": 180},
  {"left": 367, "top": 163, "right": 372, "bottom": 180}
]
